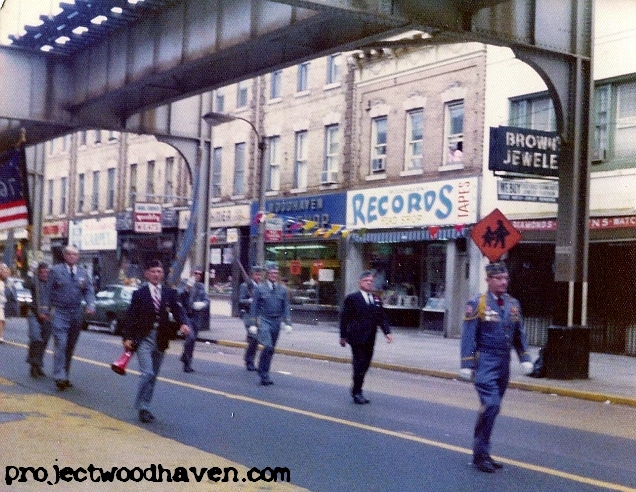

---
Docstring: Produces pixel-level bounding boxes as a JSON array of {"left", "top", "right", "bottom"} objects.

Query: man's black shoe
[
  {"left": 139, "top": 410, "right": 155, "bottom": 423},
  {"left": 260, "top": 379, "right": 274, "bottom": 386},
  {"left": 473, "top": 460, "right": 496, "bottom": 473},
  {"left": 352, "top": 394, "right": 367, "bottom": 405},
  {"left": 184, "top": 367, "right": 195, "bottom": 373},
  {"left": 485, "top": 457, "right": 503, "bottom": 469},
  {"left": 246, "top": 364, "right": 258, "bottom": 371},
  {"left": 55, "top": 380, "right": 67, "bottom": 391}
]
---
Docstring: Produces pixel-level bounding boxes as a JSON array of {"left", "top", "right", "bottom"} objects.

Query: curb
[{"left": 209, "top": 338, "right": 636, "bottom": 408}]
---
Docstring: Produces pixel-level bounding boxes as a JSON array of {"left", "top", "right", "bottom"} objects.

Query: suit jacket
[
  {"left": 48, "top": 263, "right": 95, "bottom": 310},
  {"left": 122, "top": 283, "right": 187, "bottom": 352},
  {"left": 339, "top": 291, "right": 391, "bottom": 346},
  {"left": 249, "top": 281, "right": 291, "bottom": 324}
]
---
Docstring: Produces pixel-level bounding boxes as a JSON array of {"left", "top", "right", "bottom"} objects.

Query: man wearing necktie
[
  {"left": 248, "top": 261, "right": 292, "bottom": 386},
  {"left": 48, "top": 246, "right": 96, "bottom": 391},
  {"left": 460, "top": 261, "right": 533, "bottom": 473},
  {"left": 339, "top": 270, "right": 392, "bottom": 404},
  {"left": 121, "top": 259, "right": 190, "bottom": 423}
]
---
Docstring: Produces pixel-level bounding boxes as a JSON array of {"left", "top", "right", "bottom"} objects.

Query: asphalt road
[{"left": 1, "top": 319, "right": 635, "bottom": 492}]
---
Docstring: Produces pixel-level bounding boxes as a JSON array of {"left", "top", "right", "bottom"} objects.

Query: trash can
[{"left": 543, "top": 325, "right": 590, "bottom": 379}]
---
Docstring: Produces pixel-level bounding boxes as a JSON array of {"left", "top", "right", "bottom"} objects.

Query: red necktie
[{"left": 497, "top": 297, "right": 504, "bottom": 307}]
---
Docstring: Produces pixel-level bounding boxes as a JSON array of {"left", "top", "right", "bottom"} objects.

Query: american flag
[{"left": 0, "top": 148, "right": 30, "bottom": 231}]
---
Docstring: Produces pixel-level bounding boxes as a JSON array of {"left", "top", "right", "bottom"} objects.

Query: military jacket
[{"left": 460, "top": 292, "right": 531, "bottom": 369}]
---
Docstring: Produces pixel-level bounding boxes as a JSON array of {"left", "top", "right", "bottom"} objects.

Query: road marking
[{"left": 8, "top": 342, "right": 636, "bottom": 492}]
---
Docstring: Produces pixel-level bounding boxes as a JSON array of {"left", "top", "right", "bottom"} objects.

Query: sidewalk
[{"left": 198, "top": 314, "right": 636, "bottom": 408}]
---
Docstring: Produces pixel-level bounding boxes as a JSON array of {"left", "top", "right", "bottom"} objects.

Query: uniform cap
[
  {"left": 264, "top": 261, "right": 279, "bottom": 272},
  {"left": 485, "top": 262, "right": 508, "bottom": 277}
]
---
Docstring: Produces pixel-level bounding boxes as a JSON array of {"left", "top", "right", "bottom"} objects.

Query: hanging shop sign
[
  {"left": 346, "top": 178, "right": 477, "bottom": 229},
  {"left": 489, "top": 126, "right": 560, "bottom": 178},
  {"left": 134, "top": 203, "right": 162, "bottom": 233},
  {"left": 497, "top": 178, "right": 558, "bottom": 203}
]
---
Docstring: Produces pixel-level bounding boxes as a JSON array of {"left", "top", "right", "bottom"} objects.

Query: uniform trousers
[
  {"left": 350, "top": 342, "right": 375, "bottom": 396},
  {"left": 473, "top": 350, "right": 511, "bottom": 460},
  {"left": 181, "top": 310, "right": 205, "bottom": 370},
  {"left": 244, "top": 329, "right": 259, "bottom": 367},
  {"left": 52, "top": 307, "right": 84, "bottom": 381},
  {"left": 27, "top": 314, "right": 52, "bottom": 368},
  {"left": 257, "top": 317, "right": 281, "bottom": 381},
  {"left": 135, "top": 329, "right": 164, "bottom": 411}
]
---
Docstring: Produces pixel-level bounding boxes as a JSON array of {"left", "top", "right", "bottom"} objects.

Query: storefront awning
[{"left": 349, "top": 226, "right": 470, "bottom": 243}]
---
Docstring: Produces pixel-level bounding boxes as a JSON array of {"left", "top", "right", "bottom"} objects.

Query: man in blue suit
[
  {"left": 460, "top": 261, "right": 534, "bottom": 473},
  {"left": 48, "top": 246, "right": 96, "bottom": 391},
  {"left": 339, "top": 270, "right": 392, "bottom": 404},
  {"left": 122, "top": 259, "right": 190, "bottom": 423},
  {"left": 248, "top": 261, "right": 292, "bottom": 386}
]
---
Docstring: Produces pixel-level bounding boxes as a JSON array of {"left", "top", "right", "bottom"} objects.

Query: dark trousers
[
  {"left": 244, "top": 331, "right": 259, "bottom": 367},
  {"left": 473, "top": 351, "right": 510, "bottom": 460},
  {"left": 350, "top": 342, "right": 375, "bottom": 396},
  {"left": 181, "top": 310, "right": 204, "bottom": 369},
  {"left": 27, "top": 315, "right": 52, "bottom": 368}
]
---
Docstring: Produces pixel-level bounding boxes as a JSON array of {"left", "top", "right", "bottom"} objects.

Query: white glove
[
  {"left": 192, "top": 301, "right": 206, "bottom": 310},
  {"left": 283, "top": 323, "right": 293, "bottom": 334},
  {"left": 459, "top": 368, "right": 474, "bottom": 381},
  {"left": 521, "top": 361, "right": 534, "bottom": 375},
  {"left": 248, "top": 325, "right": 258, "bottom": 335}
]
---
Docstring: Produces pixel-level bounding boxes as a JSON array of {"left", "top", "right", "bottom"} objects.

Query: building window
[
  {"left": 215, "top": 90, "right": 225, "bottom": 113},
  {"left": 593, "top": 84, "right": 611, "bottom": 162},
  {"left": 164, "top": 157, "right": 174, "bottom": 203},
  {"left": 107, "top": 168, "right": 115, "bottom": 210},
  {"left": 444, "top": 100, "right": 464, "bottom": 166},
  {"left": 405, "top": 109, "right": 424, "bottom": 171},
  {"left": 614, "top": 80, "right": 636, "bottom": 160},
  {"left": 94, "top": 130, "right": 101, "bottom": 144},
  {"left": 60, "top": 177, "right": 67, "bottom": 214},
  {"left": 146, "top": 160, "right": 155, "bottom": 201},
  {"left": 327, "top": 54, "right": 342, "bottom": 85},
  {"left": 129, "top": 163, "right": 137, "bottom": 206},
  {"left": 79, "top": 130, "right": 87, "bottom": 146},
  {"left": 321, "top": 124, "right": 339, "bottom": 183},
  {"left": 62, "top": 135, "right": 69, "bottom": 151},
  {"left": 297, "top": 62, "right": 309, "bottom": 92},
  {"left": 211, "top": 147, "right": 222, "bottom": 198},
  {"left": 92, "top": 171, "right": 100, "bottom": 211},
  {"left": 509, "top": 94, "right": 556, "bottom": 131},
  {"left": 237, "top": 81, "right": 249, "bottom": 109},
  {"left": 294, "top": 131, "right": 308, "bottom": 189},
  {"left": 47, "top": 179, "right": 54, "bottom": 215},
  {"left": 266, "top": 136, "right": 281, "bottom": 192},
  {"left": 270, "top": 70, "right": 282, "bottom": 99},
  {"left": 234, "top": 142, "right": 245, "bottom": 195},
  {"left": 371, "top": 116, "right": 387, "bottom": 174},
  {"left": 48, "top": 140, "right": 56, "bottom": 155},
  {"left": 108, "top": 131, "right": 118, "bottom": 141},
  {"left": 77, "top": 173, "right": 85, "bottom": 212}
]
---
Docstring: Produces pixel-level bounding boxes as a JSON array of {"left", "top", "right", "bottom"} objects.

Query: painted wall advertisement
[{"left": 346, "top": 178, "right": 477, "bottom": 229}]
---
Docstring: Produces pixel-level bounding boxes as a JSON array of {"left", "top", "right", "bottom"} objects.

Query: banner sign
[
  {"left": 489, "top": 126, "right": 560, "bottom": 178},
  {"left": 0, "top": 148, "right": 30, "bottom": 231},
  {"left": 497, "top": 179, "right": 558, "bottom": 203}
]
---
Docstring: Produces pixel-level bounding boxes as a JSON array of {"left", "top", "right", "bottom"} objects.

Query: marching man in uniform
[{"left": 460, "top": 261, "right": 534, "bottom": 473}]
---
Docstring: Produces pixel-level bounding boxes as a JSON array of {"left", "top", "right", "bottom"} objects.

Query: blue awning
[{"left": 349, "top": 226, "right": 471, "bottom": 243}]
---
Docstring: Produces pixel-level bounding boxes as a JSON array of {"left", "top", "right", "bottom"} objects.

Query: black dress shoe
[
  {"left": 64, "top": 380, "right": 73, "bottom": 388},
  {"left": 139, "top": 410, "right": 155, "bottom": 423},
  {"left": 352, "top": 394, "right": 367, "bottom": 405},
  {"left": 184, "top": 367, "right": 195, "bottom": 373},
  {"left": 55, "top": 380, "right": 67, "bottom": 391},
  {"left": 485, "top": 456, "right": 503, "bottom": 469},
  {"left": 473, "top": 460, "right": 496, "bottom": 473},
  {"left": 246, "top": 364, "right": 258, "bottom": 371},
  {"left": 260, "top": 379, "right": 274, "bottom": 386}
]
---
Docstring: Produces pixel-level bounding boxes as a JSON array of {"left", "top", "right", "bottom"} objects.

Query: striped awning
[{"left": 349, "top": 225, "right": 471, "bottom": 243}]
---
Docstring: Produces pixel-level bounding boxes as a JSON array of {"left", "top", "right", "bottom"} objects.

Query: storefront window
[{"left": 265, "top": 241, "right": 340, "bottom": 306}]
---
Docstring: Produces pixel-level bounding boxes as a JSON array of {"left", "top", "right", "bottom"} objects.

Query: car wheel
[{"left": 108, "top": 317, "right": 119, "bottom": 335}]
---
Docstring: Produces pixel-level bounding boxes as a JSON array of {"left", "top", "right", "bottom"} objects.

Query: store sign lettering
[
  {"left": 489, "top": 126, "right": 560, "bottom": 178},
  {"left": 347, "top": 178, "right": 477, "bottom": 229}
]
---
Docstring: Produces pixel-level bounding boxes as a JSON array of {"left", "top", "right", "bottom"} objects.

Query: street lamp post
[{"left": 202, "top": 112, "right": 267, "bottom": 267}]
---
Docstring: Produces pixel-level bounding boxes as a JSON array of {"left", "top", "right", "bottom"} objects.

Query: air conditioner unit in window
[
  {"left": 321, "top": 170, "right": 338, "bottom": 184},
  {"left": 591, "top": 148, "right": 607, "bottom": 163},
  {"left": 371, "top": 157, "right": 386, "bottom": 172}
]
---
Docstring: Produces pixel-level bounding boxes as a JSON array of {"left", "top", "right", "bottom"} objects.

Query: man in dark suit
[
  {"left": 340, "top": 270, "right": 393, "bottom": 404},
  {"left": 122, "top": 259, "right": 190, "bottom": 423}
]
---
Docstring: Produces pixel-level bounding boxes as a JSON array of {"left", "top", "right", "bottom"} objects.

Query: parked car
[
  {"left": 10, "top": 277, "right": 33, "bottom": 317},
  {"left": 82, "top": 284, "right": 137, "bottom": 335}
]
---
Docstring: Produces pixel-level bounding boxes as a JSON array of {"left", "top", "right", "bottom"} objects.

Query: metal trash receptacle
[{"left": 543, "top": 325, "right": 590, "bottom": 379}]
